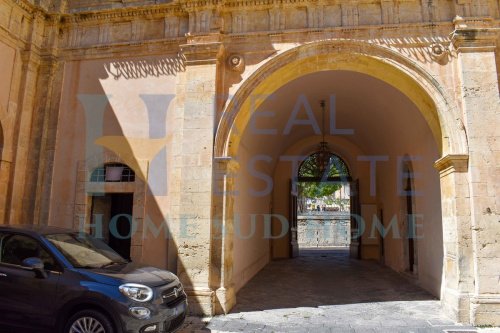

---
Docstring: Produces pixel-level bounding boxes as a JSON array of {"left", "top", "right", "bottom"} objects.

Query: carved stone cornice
[
  {"left": 180, "top": 37, "right": 224, "bottom": 65},
  {"left": 11, "top": 0, "right": 57, "bottom": 21},
  {"left": 12, "top": 0, "right": 36, "bottom": 15},
  {"left": 434, "top": 154, "right": 469, "bottom": 175},
  {"left": 451, "top": 17, "right": 499, "bottom": 52},
  {"left": 220, "top": 0, "right": 310, "bottom": 10},
  {"left": 179, "top": 0, "right": 220, "bottom": 11},
  {"left": 61, "top": 4, "right": 186, "bottom": 24}
]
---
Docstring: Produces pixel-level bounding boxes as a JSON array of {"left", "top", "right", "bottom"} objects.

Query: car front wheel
[{"left": 64, "top": 309, "right": 115, "bottom": 333}]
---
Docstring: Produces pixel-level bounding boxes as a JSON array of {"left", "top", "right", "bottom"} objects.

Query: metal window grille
[
  {"left": 299, "top": 153, "right": 350, "bottom": 179},
  {"left": 90, "top": 163, "right": 135, "bottom": 182}
]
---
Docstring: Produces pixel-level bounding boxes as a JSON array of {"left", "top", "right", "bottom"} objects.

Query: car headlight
[{"left": 119, "top": 283, "right": 153, "bottom": 302}]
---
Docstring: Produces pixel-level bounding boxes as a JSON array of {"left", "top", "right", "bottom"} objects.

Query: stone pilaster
[
  {"left": 8, "top": 49, "right": 41, "bottom": 224},
  {"left": 434, "top": 154, "right": 473, "bottom": 323},
  {"left": 212, "top": 157, "right": 239, "bottom": 314},
  {"left": 0, "top": 158, "right": 11, "bottom": 224},
  {"left": 341, "top": 1, "right": 359, "bottom": 27},
  {"left": 173, "top": 38, "right": 224, "bottom": 316},
  {"left": 451, "top": 19, "right": 500, "bottom": 326},
  {"left": 34, "top": 58, "right": 65, "bottom": 226}
]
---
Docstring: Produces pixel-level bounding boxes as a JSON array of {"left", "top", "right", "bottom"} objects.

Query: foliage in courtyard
[{"left": 299, "top": 182, "right": 342, "bottom": 199}]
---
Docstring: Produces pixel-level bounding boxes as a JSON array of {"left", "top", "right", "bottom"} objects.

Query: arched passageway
[
  {"left": 211, "top": 41, "right": 470, "bottom": 321},
  {"left": 227, "top": 69, "right": 443, "bottom": 299},
  {"left": 208, "top": 40, "right": 463, "bottom": 314}
]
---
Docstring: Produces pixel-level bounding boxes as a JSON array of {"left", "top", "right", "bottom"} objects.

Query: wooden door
[
  {"left": 349, "top": 179, "right": 361, "bottom": 259},
  {"left": 289, "top": 180, "right": 299, "bottom": 258}
]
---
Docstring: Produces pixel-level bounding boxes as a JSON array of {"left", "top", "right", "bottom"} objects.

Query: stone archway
[
  {"left": 215, "top": 40, "right": 468, "bottom": 158},
  {"left": 212, "top": 40, "right": 471, "bottom": 323}
]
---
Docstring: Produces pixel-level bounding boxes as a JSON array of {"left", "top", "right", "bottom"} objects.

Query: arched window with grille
[{"left": 298, "top": 152, "right": 350, "bottom": 181}]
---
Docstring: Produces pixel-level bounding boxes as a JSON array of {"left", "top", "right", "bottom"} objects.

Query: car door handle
[{"left": 0, "top": 273, "right": 7, "bottom": 277}]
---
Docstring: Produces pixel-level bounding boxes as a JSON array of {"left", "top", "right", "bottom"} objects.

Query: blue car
[{"left": 0, "top": 225, "right": 187, "bottom": 333}]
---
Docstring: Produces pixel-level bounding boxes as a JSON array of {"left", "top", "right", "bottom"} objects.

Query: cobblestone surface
[{"left": 179, "top": 249, "right": 499, "bottom": 333}]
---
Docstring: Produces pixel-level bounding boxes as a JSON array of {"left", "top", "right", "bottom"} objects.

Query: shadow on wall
[
  {"left": 103, "top": 56, "right": 186, "bottom": 80},
  {"left": 52, "top": 53, "right": 206, "bottom": 315}
]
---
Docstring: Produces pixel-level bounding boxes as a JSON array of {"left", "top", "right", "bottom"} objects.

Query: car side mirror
[{"left": 22, "top": 257, "right": 47, "bottom": 279}]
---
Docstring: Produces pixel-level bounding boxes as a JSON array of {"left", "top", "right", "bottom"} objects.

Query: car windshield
[{"left": 45, "top": 233, "right": 128, "bottom": 268}]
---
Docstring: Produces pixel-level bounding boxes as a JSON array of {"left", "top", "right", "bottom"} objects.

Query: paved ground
[{"left": 180, "top": 249, "right": 499, "bottom": 333}]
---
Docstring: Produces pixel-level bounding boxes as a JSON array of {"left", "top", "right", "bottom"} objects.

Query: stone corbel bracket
[
  {"left": 180, "top": 41, "right": 225, "bottom": 65},
  {"left": 214, "top": 156, "right": 240, "bottom": 175},
  {"left": 450, "top": 16, "right": 498, "bottom": 53},
  {"left": 434, "top": 154, "right": 469, "bottom": 177}
]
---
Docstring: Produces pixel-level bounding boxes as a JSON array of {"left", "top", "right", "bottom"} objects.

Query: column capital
[
  {"left": 434, "top": 154, "right": 469, "bottom": 175},
  {"left": 451, "top": 17, "right": 498, "bottom": 53},
  {"left": 214, "top": 156, "right": 240, "bottom": 174},
  {"left": 180, "top": 39, "right": 224, "bottom": 66}
]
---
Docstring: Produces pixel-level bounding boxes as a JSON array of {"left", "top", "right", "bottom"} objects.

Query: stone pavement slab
[{"left": 178, "top": 250, "right": 499, "bottom": 333}]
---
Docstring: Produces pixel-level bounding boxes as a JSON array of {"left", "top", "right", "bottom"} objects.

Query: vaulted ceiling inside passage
[{"left": 239, "top": 70, "right": 439, "bottom": 161}]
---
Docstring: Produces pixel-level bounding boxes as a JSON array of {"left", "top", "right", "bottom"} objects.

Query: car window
[
  {"left": 0, "top": 234, "right": 61, "bottom": 272},
  {"left": 46, "top": 232, "right": 126, "bottom": 268}
]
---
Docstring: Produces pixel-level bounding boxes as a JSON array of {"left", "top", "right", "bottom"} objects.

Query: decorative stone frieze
[{"left": 7, "top": 0, "right": 496, "bottom": 51}]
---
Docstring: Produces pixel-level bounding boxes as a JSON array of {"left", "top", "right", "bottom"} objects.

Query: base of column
[
  {"left": 441, "top": 288, "right": 471, "bottom": 324},
  {"left": 215, "top": 285, "right": 236, "bottom": 314},
  {"left": 470, "top": 294, "right": 500, "bottom": 326},
  {"left": 185, "top": 287, "right": 215, "bottom": 316}
]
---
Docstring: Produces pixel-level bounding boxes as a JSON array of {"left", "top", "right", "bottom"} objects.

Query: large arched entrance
[
  {"left": 212, "top": 41, "right": 469, "bottom": 320},
  {"left": 229, "top": 68, "right": 442, "bottom": 289},
  {"left": 294, "top": 151, "right": 353, "bottom": 258}
]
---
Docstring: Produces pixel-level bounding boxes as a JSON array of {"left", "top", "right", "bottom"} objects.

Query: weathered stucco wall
[
  {"left": 0, "top": 40, "right": 16, "bottom": 223},
  {"left": 232, "top": 144, "right": 271, "bottom": 292},
  {"left": 50, "top": 55, "right": 181, "bottom": 269}
]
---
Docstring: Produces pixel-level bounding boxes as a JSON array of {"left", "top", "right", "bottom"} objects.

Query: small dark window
[
  {"left": 0, "top": 234, "right": 60, "bottom": 272},
  {"left": 90, "top": 163, "right": 135, "bottom": 182}
]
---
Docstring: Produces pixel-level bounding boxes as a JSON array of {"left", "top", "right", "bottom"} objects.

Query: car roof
[{"left": 0, "top": 224, "right": 77, "bottom": 236}]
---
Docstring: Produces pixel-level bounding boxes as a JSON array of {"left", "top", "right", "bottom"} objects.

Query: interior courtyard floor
[{"left": 180, "top": 249, "right": 497, "bottom": 332}]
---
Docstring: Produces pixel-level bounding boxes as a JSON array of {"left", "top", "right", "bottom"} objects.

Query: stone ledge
[
  {"left": 434, "top": 154, "right": 469, "bottom": 175},
  {"left": 180, "top": 41, "right": 224, "bottom": 65}
]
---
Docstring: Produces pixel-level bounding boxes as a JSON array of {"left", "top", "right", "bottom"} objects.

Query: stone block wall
[{"left": 298, "top": 212, "right": 350, "bottom": 248}]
